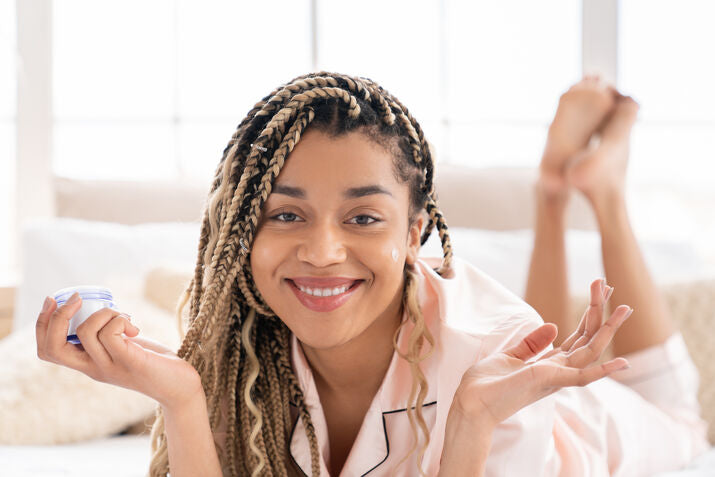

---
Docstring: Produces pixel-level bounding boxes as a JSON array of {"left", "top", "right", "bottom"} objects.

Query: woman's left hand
[{"left": 450, "top": 278, "right": 632, "bottom": 429}]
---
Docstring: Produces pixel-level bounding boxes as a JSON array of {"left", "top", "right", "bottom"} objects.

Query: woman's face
[{"left": 250, "top": 128, "right": 424, "bottom": 350}]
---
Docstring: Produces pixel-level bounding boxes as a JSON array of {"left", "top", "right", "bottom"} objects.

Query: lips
[{"left": 286, "top": 278, "right": 364, "bottom": 313}]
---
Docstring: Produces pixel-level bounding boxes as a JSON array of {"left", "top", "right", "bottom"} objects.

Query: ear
[{"left": 405, "top": 212, "right": 426, "bottom": 265}]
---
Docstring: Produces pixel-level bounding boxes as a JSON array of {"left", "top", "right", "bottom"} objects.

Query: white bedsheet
[
  {"left": 0, "top": 434, "right": 152, "bottom": 477},
  {"left": 0, "top": 435, "right": 713, "bottom": 476}
]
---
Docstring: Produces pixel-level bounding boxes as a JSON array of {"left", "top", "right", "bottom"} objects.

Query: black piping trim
[
  {"left": 382, "top": 400, "right": 437, "bottom": 416},
  {"left": 288, "top": 401, "right": 309, "bottom": 477},
  {"left": 361, "top": 400, "right": 437, "bottom": 477},
  {"left": 287, "top": 400, "right": 439, "bottom": 477}
]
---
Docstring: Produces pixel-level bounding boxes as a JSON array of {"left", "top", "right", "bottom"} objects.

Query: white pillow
[
  {"left": 13, "top": 218, "right": 201, "bottom": 332},
  {"left": 419, "top": 227, "right": 711, "bottom": 297}
]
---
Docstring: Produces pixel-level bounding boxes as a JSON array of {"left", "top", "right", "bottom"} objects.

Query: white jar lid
[{"left": 53, "top": 285, "right": 114, "bottom": 305}]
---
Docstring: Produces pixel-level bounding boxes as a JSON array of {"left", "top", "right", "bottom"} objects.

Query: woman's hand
[
  {"left": 451, "top": 278, "right": 632, "bottom": 429},
  {"left": 35, "top": 293, "right": 203, "bottom": 410}
]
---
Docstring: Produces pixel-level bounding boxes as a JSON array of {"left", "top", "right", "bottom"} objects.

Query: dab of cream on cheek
[{"left": 52, "top": 286, "right": 117, "bottom": 344}]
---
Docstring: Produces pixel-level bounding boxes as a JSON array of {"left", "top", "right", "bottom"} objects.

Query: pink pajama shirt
[{"left": 287, "top": 256, "right": 710, "bottom": 476}]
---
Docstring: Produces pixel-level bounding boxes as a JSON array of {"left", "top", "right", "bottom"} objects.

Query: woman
[{"left": 35, "top": 72, "right": 708, "bottom": 476}]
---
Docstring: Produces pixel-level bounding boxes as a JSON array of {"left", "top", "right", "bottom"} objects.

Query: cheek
[
  {"left": 359, "top": 241, "right": 404, "bottom": 289},
  {"left": 249, "top": 234, "right": 282, "bottom": 294}
]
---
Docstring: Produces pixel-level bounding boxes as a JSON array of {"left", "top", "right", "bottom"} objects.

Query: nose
[{"left": 296, "top": 221, "right": 347, "bottom": 267}]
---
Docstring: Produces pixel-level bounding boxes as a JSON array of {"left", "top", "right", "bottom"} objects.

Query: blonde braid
[{"left": 389, "top": 267, "right": 436, "bottom": 475}]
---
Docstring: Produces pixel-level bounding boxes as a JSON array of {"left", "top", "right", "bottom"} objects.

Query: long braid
[
  {"left": 148, "top": 71, "right": 454, "bottom": 477},
  {"left": 392, "top": 266, "right": 436, "bottom": 475}
]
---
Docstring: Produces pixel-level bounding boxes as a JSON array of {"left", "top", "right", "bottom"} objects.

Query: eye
[
  {"left": 348, "top": 214, "right": 380, "bottom": 226},
  {"left": 270, "top": 212, "right": 303, "bottom": 223}
]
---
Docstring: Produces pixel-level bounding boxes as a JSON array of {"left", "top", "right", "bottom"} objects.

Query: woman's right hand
[{"left": 36, "top": 292, "right": 203, "bottom": 410}]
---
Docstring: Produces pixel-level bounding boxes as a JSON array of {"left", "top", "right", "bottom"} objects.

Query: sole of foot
[
  {"left": 540, "top": 76, "right": 618, "bottom": 197},
  {"left": 565, "top": 95, "right": 640, "bottom": 204}
]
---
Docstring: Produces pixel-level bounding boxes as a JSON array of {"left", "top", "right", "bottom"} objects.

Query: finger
[
  {"left": 97, "top": 314, "right": 140, "bottom": 365},
  {"left": 76, "top": 309, "right": 133, "bottom": 368},
  {"left": 586, "top": 278, "right": 607, "bottom": 333},
  {"left": 549, "top": 357, "right": 630, "bottom": 388},
  {"left": 566, "top": 305, "right": 633, "bottom": 368},
  {"left": 44, "top": 292, "right": 84, "bottom": 361},
  {"left": 36, "top": 296, "right": 58, "bottom": 355},
  {"left": 505, "top": 323, "right": 558, "bottom": 361},
  {"left": 562, "top": 279, "right": 606, "bottom": 352},
  {"left": 40, "top": 293, "right": 104, "bottom": 375},
  {"left": 558, "top": 307, "right": 588, "bottom": 351}
]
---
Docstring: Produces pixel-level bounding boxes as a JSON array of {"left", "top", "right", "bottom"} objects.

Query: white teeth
[{"left": 296, "top": 283, "right": 351, "bottom": 297}]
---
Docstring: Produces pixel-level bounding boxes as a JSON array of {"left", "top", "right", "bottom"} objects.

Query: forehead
[{"left": 270, "top": 129, "right": 400, "bottom": 194}]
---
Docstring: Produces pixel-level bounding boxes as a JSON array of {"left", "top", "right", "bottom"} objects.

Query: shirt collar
[{"left": 288, "top": 257, "right": 445, "bottom": 475}]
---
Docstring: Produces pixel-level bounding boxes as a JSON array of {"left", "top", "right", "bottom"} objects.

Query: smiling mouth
[{"left": 286, "top": 279, "right": 364, "bottom": 312}]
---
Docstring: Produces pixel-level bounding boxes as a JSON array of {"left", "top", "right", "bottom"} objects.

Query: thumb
[
  {"left": 505, "top": 323, "right": 558, "bottom": 361},
  {"left": 118, "top": 314, "right": 140, "bottom": 336},
  {"left": 126, "top": 322, "right": 140, "bottom": 336}
]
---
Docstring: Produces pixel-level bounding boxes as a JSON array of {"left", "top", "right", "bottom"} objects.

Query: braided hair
[{"left": 147, "top": 71, "right": 454, "bottom": 477}]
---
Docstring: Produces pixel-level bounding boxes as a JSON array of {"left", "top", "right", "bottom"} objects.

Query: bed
[{"left": 2, "top": 166, "right": 714, "bottom": 476}]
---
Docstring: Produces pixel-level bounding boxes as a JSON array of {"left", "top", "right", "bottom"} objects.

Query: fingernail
[
  {"left": 67, "top": 292, "right": 80, "bottom": 305},
  {"left": 42, "top": 296, "right": 52, "bottom": 313},
  {"left": 604, "top": 286, "right": 614, "bottom": 302},
  {"left": 624, "top": 307, "right": 634, "bottom": 319}
]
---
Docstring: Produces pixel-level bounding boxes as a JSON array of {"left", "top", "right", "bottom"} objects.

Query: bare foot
[
  {"left": 565, "top": 95, "right": 640, "bottom": 205},
  {"left": 540, "top": 76, "right": 617, "bottom": 197}
]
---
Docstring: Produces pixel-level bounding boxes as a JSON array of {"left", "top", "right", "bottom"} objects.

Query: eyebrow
[{"left": 272, "top": 184, "right": 394, "bottom": 199}]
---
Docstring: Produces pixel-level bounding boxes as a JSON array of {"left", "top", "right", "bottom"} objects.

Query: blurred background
[
  {"left": 2, "top": 0, "right": 715, "bottom": 289},
  {"left": 2, "top": 2, "right": 715, "bottom": 474}
]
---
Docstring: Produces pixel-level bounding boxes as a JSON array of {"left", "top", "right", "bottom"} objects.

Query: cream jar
[{"left": 52, "top": 285, "right": 117, "bottom": 344}]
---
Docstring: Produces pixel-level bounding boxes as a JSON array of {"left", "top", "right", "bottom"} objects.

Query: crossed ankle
[{"left": 535, "top": 178, "right": 571, "bottom": 206}]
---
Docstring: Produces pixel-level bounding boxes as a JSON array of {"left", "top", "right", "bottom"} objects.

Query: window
[
  {"left": 445, "top": 0, "right": 581, "bottom": 166},
  {"left": 317, "top": 0, "right": 444, "bottom": 157},
  {"left": 619, "top": 0, "right": 715, "bottom": 243},
  {"left": 619, "top": 0, "right": 715, "bottom": 187},
  {"left": 52, "top": 0, "right": 312, "bottom": 182},
  {"left": 0, "top": 0, "right": 16, "bottom": 285},
  {"left": 317, "top": 0, "right": 581, "bottom": 167}
]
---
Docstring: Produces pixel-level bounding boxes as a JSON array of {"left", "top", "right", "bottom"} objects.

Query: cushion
[
  {"left": 0, "top": 275, "right": 181, "bottom": 445},
  {"left": 432, "top": 165, "right": 597, "bottom": 231},
  {"left": 13, "top": 217, "right": 201, "bottom": 332},
  {"left": 54, "top": 176, "right": 209, "bottom": 225},
  {"left": 143, "top": 264, "right": 194, "bottom": 317}
]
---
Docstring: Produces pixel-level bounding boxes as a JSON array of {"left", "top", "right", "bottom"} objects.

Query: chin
[
  {"left": 286, "top": 319, "right": 361, "bottom": 350},
  {"left": 292, "top": 328, "right": 350, "bottom": 350}
]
